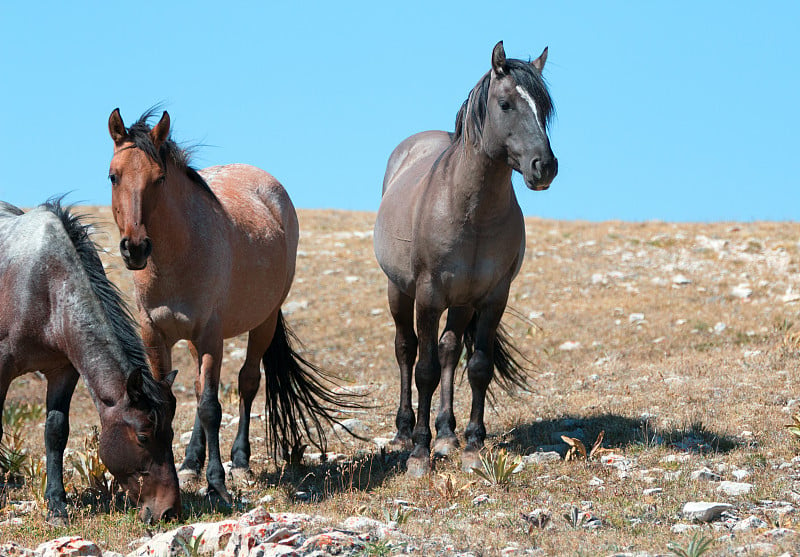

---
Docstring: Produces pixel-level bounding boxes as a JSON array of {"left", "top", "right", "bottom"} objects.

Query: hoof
[
  {"left": 388, "top": 435, "right": 413, "bottom": 451},
  {"left": 406, "top": 454, "right": 431, "bottom": 477},
  {"left": 178, "top": 468, "right": 200, "bottom": 489},
  {"left": 433, "top": 435, "right": 459, "bottom": 458},
  {"left": 46, "top": 512, "right": 69, "bottom": 527},
  {"left": 207, "top": 485, "right": 233, "bottom": 508},
  {"left": 229, "top": 467, "right": 254, "bottom": 487},
  {"left": 461, "top": 447, "right": 482, "bottom": 473}
]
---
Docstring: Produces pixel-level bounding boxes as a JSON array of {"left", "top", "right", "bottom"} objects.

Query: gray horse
[
  {"left": 374, "top": 41, "right": 558, "bottom": 476},
  {"left": 0, "top": 200, "right": 180, "bottom": 523}
]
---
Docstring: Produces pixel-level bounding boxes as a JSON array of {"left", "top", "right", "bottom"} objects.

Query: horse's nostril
[
  {"left": 531, "top": 158, "right": 542, "bottom": 179},
  {"left": 142, "top": 238, "right": 153, "bottom": 258},
  {"left": 120, "top": 238, "right": 130, "bottom": 255}
]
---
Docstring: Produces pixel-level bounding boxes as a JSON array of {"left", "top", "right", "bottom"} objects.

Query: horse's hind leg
[
  {"left": 44, "top": 365, "right": 79, "bottom": 525},
  {"left": 230, "top": 317, "right": 277, "bottom": 473},
  {"left": 462, "top": 302, "right": 505, "bottom": 473},
  {"left": 387, "top": 281, "right": 416, "bottom": 451},
  {"left": 434, "top": 306, "right": 473, "bottom": 458}
]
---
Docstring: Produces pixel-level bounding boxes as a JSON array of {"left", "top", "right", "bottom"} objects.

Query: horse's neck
[
  {"left": 57, "top": 284, "right": 130, "bottom": 408},
  {"left": 443, "top": 142, "right": 516, "bottom": 223}
]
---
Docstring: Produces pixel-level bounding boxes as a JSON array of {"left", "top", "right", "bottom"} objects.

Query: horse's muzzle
[
  {"left": 525, "top": 156, "right": 558, "bottom": 191},
  {"left": 120, "top": 237, "right": 152, "bottom": 270}
]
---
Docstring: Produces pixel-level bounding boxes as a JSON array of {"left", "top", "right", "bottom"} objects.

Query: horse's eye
[
  {"left": 136, "top": 434, "right": 149, "bottom": 445},
  {"left": 154, "top": 175, "right": 166, "bottom": 185},
  {"left": 109, "top": 174, "right": 117, "bottom": 185},
  {"left": 499, "top": 100, "right": 512, "bottom": 111}
]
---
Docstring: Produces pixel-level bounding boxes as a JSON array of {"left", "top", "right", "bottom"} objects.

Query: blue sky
[{"left": 1, "top": 2, "right": 797, "bottom": 222}]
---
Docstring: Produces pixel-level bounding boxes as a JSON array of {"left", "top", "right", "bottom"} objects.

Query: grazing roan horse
[
  {"left": 0, "top": 199, "right": 180, "bottom": 524},
  {"left": 374, "top": 41, "right": 558, "bottom": 476},
  {"left": 107, "top": 108, "right": 356, "bottom": 503}
]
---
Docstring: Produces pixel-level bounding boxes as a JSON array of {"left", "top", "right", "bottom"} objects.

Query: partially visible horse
[
  {"left": 0, "top": 199, "right": 180, "bottom": 523},
  {"left": 107, "top": 108, "right": 357, "bottom": 503},
  {"left": 374, "top": 41, "right": 558, "bottom": 475}
]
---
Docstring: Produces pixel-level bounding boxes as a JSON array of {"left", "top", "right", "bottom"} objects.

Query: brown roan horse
[
  {"left": 0, "top": 199, "right": 180, "bottom": 524},
  {"left": 374, "top": 41, "right": 558, "bottom": 476},
  {"left": 107, "top": 108, "right": 356, "bottom": 503}
]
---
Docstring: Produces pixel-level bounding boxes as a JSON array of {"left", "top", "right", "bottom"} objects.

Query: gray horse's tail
[
  {"left": 262, "top": 310, "right": 364, "bottom": 463},
  {"left": 462, "top": 313, "right": 534, "bottom": 395}
]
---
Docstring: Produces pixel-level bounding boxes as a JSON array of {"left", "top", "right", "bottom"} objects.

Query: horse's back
[
  {"left": 197, "top": 164, "right": 298, "bottom": 331},
  {"left": 374, "top": 131, "right": 452, "bottom": 295},
  {"left": 0, "top": 205, "right": 77, "bottom": 374}
]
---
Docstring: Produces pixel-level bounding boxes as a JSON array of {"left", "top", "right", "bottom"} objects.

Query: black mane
[
  {"left": 126, "top": 107, "right": 218, "bottom": 202},
  {"left": 453, "top": 58, "right": 554, "bottom": 147},
  {"left": 44, "top": 198, "right": 166, "bottom": 415}
]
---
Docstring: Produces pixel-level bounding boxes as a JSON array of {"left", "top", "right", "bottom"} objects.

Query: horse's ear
[
  {"left": 491, "top": 40, "right": 507, "bottom": 77},
  {"left": 163, "top": 369, "right": 178, "bottom": 388},
  {"left": 109, "top": 108, "right": 127, "bottom": 146},
  {"left": 531, "top": 46, "right": 548, "bottom": 73},
  {"left": 126, "top": 368, "right": 144, "bottom": 403},
  {"left": 150, "top": 111, "right": 171, "bottom": 151}
]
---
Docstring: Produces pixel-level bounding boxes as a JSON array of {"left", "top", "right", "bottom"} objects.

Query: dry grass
[{"left": 1, "top": 208, "right": 799, "bottom": 555}]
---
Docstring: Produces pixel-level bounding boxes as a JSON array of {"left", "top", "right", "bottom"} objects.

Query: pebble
[
  {"left": 558, "top": 341, "right": 581, "bottom": 351},
  {"left": 690, "top": 467, "right": 722, "bottom": 482},
  {"left": 717, "top": 481, "right": 754, "bottom": 496},
  {"left": 681, "top": 502, "right": 733, "bottom": 523}
]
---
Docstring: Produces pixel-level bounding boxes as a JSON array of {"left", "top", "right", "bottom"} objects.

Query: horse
[
  {"left": 373, "top": 41, "right": 558, "bottom": 476},
  {"left": 0, "top": 199, "right": 180, "bottom": 524},
  {"left": 106, "top": 108, "right": 358, "bottom": 503}
]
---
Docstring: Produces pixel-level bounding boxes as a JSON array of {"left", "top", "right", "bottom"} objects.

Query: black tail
[
  {"left": 462, "top": 313, "right": 535, "bottom": 396},
  {"left": 262, "top": 310, "right": 364, "bottom": 461}
]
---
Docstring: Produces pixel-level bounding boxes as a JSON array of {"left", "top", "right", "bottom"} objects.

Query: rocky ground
[{"left": 1, "top": 208, "right": 800, "bottom": 556}]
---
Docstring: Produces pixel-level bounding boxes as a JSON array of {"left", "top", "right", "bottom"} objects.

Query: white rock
[
  {"left": 37, "top": 538, "right": 103, "bottom": 557},
  {"left": 588, "top": 477, "right": 604, "bottom": 486},
  {"left": 732, "top": 469, "right": 751, "bottom": 481},
  {"left": 672, "top": 274, "right": 692, "bottom": 285},
  {"left": 558, "top": 341, "right": 581, "bottom": 351},
  {"left": 713, "top": 322, "right": 727, "bottom": 334},
  {"left": 333, "top": 418, "right": 368, "bottom": 434},
  {"left": 681, "top": 502, "right": 733, "bottom": 522},
  {"left": 283, "top": 300, "right": 309, "bottom": 314},
  {"left": 732, "top": 516, "right": 768, "bottom": 531},
  {"left": 731, "top": 283, "right": 753, "bottom": 299},
  {"left": 691, "top": 467, "right": 722, "bottom": 482},
  {"left": 671, "top": 524, "right": 700, "bottom": 533},
  {"left": 628, "top": 313, "right": 645, "bottom": 324},
  {"left": 591, "top": 273, "right": 607, "bottom": 285},
  {"left": 643, "top": 488, "right": 663, "bottom": 496},
  {"left": 718, "top": 481, "right": 753, "bottom": 496}
]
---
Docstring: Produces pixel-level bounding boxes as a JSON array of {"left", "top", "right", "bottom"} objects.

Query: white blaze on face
[{"left": 516, "top": 85, "right": 545, "bottom": 134}]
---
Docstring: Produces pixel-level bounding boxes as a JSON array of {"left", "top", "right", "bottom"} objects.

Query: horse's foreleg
[
  {"left": 434, "top": 306, "right": 473, "bottom": 458},
  {"left": 462, "top": 300, "right": 506, "bottom": 472},
  {"left": 407, "top": 298, "right": 443, "bottom": 477},
  {"left": 231, "top": 317, "right": 276, "bottom": 471},
  {"left": 43, "top": 365, "right": 79, "bottom": 525},
  {"left": 192, "top": 334, "right": 230, "bottom": 505},
  {"left": 387, "top": 281, "right": 416, "bottom": 450}
]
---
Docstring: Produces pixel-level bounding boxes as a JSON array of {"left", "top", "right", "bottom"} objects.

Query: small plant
[
  {"left": 383, "top": 505, "right": 413, "bottom": 526},
  {"left": 433, "top": 472, "right": 474, "bottom": 500},
  {"left": 472, "top": 447, "right": 522, "bottom": 486},
  {"left": 563, "top": 506, "right": 592, "bottom": 529},
  {"left": 176, "top": 531, "right": 204, "bottom": 557},
  {"left": 68, "top": 428, "right": 113, "bottom": 501},
  {"left": 360, "top": 540, "right": 394, "bottom": 557},
  {"left": 667, "top": 531, "right": 713, "bottom": 557},
  {"left": 24, "top": 457, "right": 47, "bottom": 509},
  {"left": 785, "top": 412, "right": 800, "bottom": 440}
]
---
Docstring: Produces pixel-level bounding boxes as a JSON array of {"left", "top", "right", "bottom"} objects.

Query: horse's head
[
  {"left": 99, "top": 368, "right": 181, "bottom": 523},
  {"left": 483, "top": 41, "right": 558, "bottom": 190},
  {"left": 107, "top": 108, "right": 171, "bottom": 270}
]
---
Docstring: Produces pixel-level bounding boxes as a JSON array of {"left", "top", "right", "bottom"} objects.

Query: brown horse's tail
[
  {"left": 462, "top": 313, "right": 534, "bottom": 396},
  {"left": 262, "top": 310, "right": 364, "bottom": 463}
]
